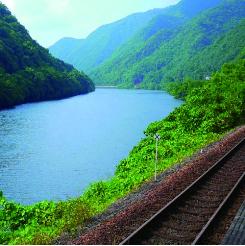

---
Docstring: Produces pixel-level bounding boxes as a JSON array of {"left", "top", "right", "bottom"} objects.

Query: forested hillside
[
  {"left": 49, "top": 37, "right": 83, "bottom": 62},
  {"left": 0, "top": 3, "right": 94, "bottom": 110},
  {"left": 91, "top": 0, "right": 245, "bottom": 88},
  {"left": 49, "top": 0, "right": 222, "bottom": 73},
  {"left": 49, "top": 8, "right": 166, "bottom": 72}
]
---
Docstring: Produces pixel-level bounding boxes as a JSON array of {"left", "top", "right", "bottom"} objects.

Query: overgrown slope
[
  {"left": 1, "top": 58, "right": 244, "bottom": 244},
  {"left": 0, "top": 3, "right": 94, "bottom": 110},
  {"left": 91, "top": 0, "right": 245, "bottom": 88}
]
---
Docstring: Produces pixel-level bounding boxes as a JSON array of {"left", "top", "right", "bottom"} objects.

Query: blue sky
[{"left": 2, "top": 0, "right": 180, "bottom": 47}]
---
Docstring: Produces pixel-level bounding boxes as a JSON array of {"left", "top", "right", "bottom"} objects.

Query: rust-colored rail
[{"left": 120, "top": 138, "right": 245, "bottom": 245}]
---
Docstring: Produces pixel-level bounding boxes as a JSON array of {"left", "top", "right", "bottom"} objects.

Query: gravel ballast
[{"left": 56, "top": 126, "right": 245, "bottom": 245}]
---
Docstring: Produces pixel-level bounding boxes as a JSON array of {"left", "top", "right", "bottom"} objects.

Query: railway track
[{"left": 120, "top": 138, "right": 245, "bottom": 245}]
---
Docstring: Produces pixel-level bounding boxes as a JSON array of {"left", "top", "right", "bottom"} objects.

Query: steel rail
[
  {"left": 192, "top": 172, "right": 244, "bottom": 244},
  {"left": 120, "top": 137, "right": 245, "bottom": 245}
]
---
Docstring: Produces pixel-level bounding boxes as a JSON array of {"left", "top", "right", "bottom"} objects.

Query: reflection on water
[{"left": 0, "top": 89, "right": 182, "bottom": 204}]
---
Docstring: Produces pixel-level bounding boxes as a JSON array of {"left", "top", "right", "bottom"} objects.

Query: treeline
[
  {"left": 0, "top": 67, "right": 94, "bottom": 109},
  {"left": 0, "top": 3, "right": 94, "bottom": 109},
  {"left": 164, "top": 78, "right": 206, "bottom": 100}
]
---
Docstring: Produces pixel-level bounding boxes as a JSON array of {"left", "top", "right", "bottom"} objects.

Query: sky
[{"left": 1, "top": 0, "right": 180, "bottom": 47}]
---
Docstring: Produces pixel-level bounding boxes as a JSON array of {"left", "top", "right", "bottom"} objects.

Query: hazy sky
[{"left": 2, "top": 0, "right": 180, "bottom": 47}]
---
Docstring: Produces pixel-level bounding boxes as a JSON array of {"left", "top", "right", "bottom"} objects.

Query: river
[{"left": 0, "top": 89, "right": 182, "bottom": 204}]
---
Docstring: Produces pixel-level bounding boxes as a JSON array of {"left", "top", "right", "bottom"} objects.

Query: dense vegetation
[
  {"left": 91, "top": 0, "right": 245, "bottom": 88},
  {"left": 0, "top": 3, "right": 94, "bottom": 110},
  {"left": 49, "top": 8, "right": 167, "bottom": 72},
  {"left": 1, "top": 58, "right": 244, "bottom": 244},
  {"left": 164, "top": 78, "right": 206, "bottom": 100}
]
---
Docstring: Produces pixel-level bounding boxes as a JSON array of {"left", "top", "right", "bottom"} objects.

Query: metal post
[
  {"left": 155, "top": 139, "right": 158, "bottom": 181},
  {"left": 154, "top": 134, "right": 160, "bottom": 182}
]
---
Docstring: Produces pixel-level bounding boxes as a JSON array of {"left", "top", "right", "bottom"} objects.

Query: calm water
[{"left": 0, "top": 89, "right": 182, "bottom": 204}]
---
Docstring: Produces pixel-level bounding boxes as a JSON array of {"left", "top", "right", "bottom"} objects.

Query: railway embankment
[{"left": 58, "top": 126, "right": 245, "bottom": 245}]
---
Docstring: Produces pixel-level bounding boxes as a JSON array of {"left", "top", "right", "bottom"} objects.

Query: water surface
[{"left": 0, "top": 89, "right": 182, "bottom": 204}]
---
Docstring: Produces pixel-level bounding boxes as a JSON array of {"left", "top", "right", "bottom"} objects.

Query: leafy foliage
[
  {"left": 0, "top": 191, "right": 92, "bottom": 244},
  {"left": 1, "top": 59, "right": 244, "bottom": 244},
  {"left": 164, "top": 78, "right": 206, "bottom": 99},
  {"left": 0, "top": 3, "right": 94, "bottom": 110}
]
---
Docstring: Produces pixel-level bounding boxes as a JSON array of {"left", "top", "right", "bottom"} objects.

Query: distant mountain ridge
[
  {"left": 0, "top": 3, "right": 94, "bottom": 109},
  {"left": 49, "top": 0, "right": 245, "bottom": 89},
  {"left": 50, "top": 37, "right": 83, "bottom": 62},
  {"left": 49, "top": 8, "right": 168, "bottom": 72},
  {"left": 90, "top": 0, "right": 245, "bottom": 88},
  {"left": 49, "top": 0, "right": 224, "bottom": 75},
  {"left": 164, "top": 0, "right": 223, "bottom": 17}
]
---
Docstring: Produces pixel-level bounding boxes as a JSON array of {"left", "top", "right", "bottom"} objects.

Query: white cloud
[{"left": 1, "top": 0, "right": 16, "bottom": 11}]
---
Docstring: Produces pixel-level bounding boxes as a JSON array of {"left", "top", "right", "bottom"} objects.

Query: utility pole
[{"left": 154, "top": 133, "right": 161, "bottom": 181}]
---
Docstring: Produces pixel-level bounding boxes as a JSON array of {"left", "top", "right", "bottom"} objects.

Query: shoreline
[
  {"left": 63, "top": 126, "right": 245, "bottom": 245},
  {"left": 95, "top": 85, "right": 118, "bottom": 88}
]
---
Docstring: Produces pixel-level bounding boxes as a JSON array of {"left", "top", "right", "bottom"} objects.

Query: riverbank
[
  {"left": 0, "top": 89, "right": 180, "bottom": 205},
  {"left": 95, "top": 85, "right": 118, "bottom": 88},
  {"left": 0, "top": 60, "right": 244, "bottom": 244},
  {"left": 57, "top": 59, "right": 245, "bottom": 244},
  {"left": 60, "top": 126, "right": 245, "bottom": 244}
]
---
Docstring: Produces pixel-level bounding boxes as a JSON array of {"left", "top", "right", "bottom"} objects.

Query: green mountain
[
  {"left": 49, "top": 8, "right": 168, "bottom": 72},
  {"left": 0, "top": 3, "right": 94, "bottom": 110},
  {"left": 49, "top": 37, "right": 83, "bottom": 62},
  {"left": 91, "top": 0, "right": 245, "bottom": 88},
  {"left": 49, "top": 0, "right": 222, "bottom": 74},
  {"left": 165, "top": 0, "right": 223, "bottom": 18}
]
